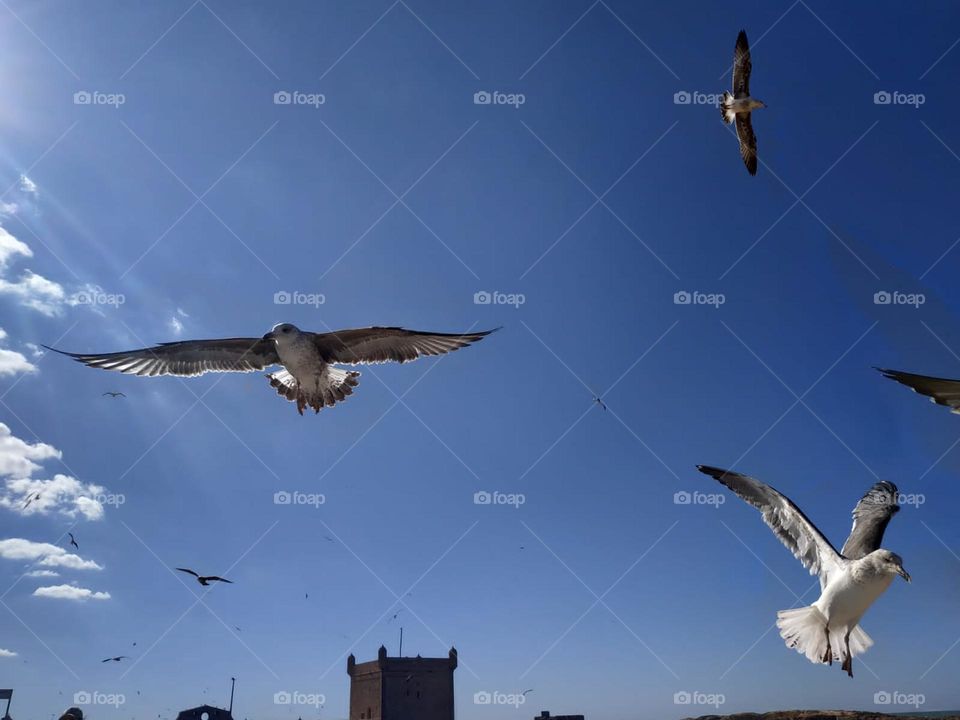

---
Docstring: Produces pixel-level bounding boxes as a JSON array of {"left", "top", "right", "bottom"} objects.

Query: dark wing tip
[{"left": 737, "top": 29, "right": 749, "bottom": 46}]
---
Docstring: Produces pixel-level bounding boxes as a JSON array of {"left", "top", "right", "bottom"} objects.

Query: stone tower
[{"left": 347, "top": 645, "right": 457, "bottom": 720}]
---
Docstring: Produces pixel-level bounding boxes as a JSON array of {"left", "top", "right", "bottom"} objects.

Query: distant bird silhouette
[
  {"left": 102, "top": 391, "right": 126, "bottom": 398},
  {"left": 323, "top": 536, "right": 335, "bottom": 543},
  {"left": 522, "top": 689, "right": 534, "bottom": 696},
  {"left": 388, "top": 609, "right": 402, "bottom": 623},
  {"left": 101, "top": 656, "right": 128, "bottom": 663},
  {"left": 593, "top": 396, "right": 607, "bottom": 411},
  {"left": 175, "top": 568, "right": 233, "bottom": 586},
  {"left": 68, "top": 533, "right": 79, "bottom": 550},
  {"left": 22, "top": 491, "right": 41, "bottom": 509}
]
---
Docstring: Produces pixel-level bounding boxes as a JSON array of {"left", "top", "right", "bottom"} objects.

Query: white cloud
[
  {"left": 0, "top": 538, "right": 102, "bottom": 570},
  {"left": 0, "top": 329, "right": 38, "bottom": 376},
  {"left": 24, "top": 343, "right": 44, "bottom": 358},
  {"left": 176, "top": 307, "right": 189, "bottom": 317},
  {"left": 24, "top": 569, "right": 59, "bottom": 578},
  {"left": 0, "top": 226, "right": 31, "bottom": 268},
  {"left": 169, "top": 316, "right": 184, "bottom": 335},
  {"left": 33, "top": 584, "right": 109, "bottom": 601},
  {"left": 0, "top": 269, "right": 66, "bottom": 316},
  {"left": 0, "top": 424, "right": 111, "bottom": 521},
  {"left": 0, "top": 648, "right": 16, "bottom": 657},
  {"left": 0, "top": 423, "right": 59, "bottom": 477},
  {"left": 0, "top": 348, "right": 36, "bottom": 376},
  {"left": 19, "top": 175, "right": 37, "bottom": 197}
]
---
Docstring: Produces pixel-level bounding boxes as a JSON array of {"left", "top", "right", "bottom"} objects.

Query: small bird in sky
[
  {"left": 101, "top": 656, "right": 128, "bottom": 663},
  {"left": 102, "top": 391, "right": 126, "bottom": 398},
  {"left": 47, "top": 324, "right": 497, "bottom": 415},
  {"left": 521, "top": 689, "right": 534, "bottom": 696},
  {"left": 175, "top": 568, "right": 233, "bottom": 586},
  {"left": 593, "top": 396, "right": 607, "bottom": 411},
  {"left": 388, "top": 610, "right": 403, "bottom": 623},
  {"left": 68, "top": 533, "right": 79, "bottom": 550},
  {"left": 22, "top": 492, "right": 41, "bottom": 510},
  {"left": 720, "top": 30, "right": 765, "bottom": 175}
]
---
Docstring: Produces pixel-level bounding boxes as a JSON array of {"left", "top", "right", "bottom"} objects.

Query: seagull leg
[
  {"left": 822, "top": 627, "right": 832, "bottom": 665},
  {"left": 842, "top": 631, "right": 853, "bottom": 677}
]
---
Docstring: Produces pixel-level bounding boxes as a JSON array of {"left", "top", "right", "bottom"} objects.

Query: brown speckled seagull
[{"left": 46, "top": 324, "right": 497, "bottom": 415}]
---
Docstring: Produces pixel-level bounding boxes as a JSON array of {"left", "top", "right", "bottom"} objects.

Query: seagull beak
[{"left": 897, "top": 565, "right": 911, "bottom": 583}]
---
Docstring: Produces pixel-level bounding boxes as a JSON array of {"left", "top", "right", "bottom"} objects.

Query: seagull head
[
  {"left": 263, "top": 323, "right": 301, "bottom": 344},
  {"left": 876, "top": 549, "right": 911, "bottom": 582}
]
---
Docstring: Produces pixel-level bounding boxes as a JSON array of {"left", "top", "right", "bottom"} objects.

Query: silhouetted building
[
  {"left": 347, "top": 645, "right": 457, "bottom": 720},
  {"left": 535, "top": 712, "right": 584, "bottom": 720},
  {"left": 175, "top": 705, "right": 233, "bottom": 720}
]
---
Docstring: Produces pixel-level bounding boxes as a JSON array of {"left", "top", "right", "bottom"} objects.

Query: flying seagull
[
  {"left": 102, "top": 391, "right": 126, "bottom": 398},
  {"left": 46, "top": 324, "right": 497, "bottom": 415},
  {"left": 101, "top": 656, "right": 128, "bottom": 663},
  {"left": 720, "top": 30, "right": 765, "bottom": 175},
  {"left": 175, "top": 568, "right": 233, "bottom": 586},
  {"left": 876, "top": 367, "right": 960, "bottom": 414},
  {"left": 22, "top": 491, "right": 41, "bottom": 510},
  {"left": 697, "top": 465, "right": 909, "bottom": 677},
  {"left": 68, "top": 533, "right": 79, "bottom": 550}
]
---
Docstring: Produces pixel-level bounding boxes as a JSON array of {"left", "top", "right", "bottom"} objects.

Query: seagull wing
[
  {"left": 840, "top": 481, "right": 900, "bottom": 559},
  {"left": 312, "top": 327, "right": 497, "bottom": 365},
  {"left": 698, "top": 465, "right": 843, "bottom": 588},
  {"left": 175, "top": 568, "right": 200, "bottom": 578},
  {"left": 204, "top": 576, "right": 232, "bottom": 584},
  {"left": 876, "top": 367, "right": 960, "bottom": 412},
  {"left": 732, "top": 29, "right": 751, "bottom": 98},
  {"left": 45, "top": 338, "right": 280, "bottom": 378},
  {"left": 735, "top": 114, "right": 758, "bottom": 176}
]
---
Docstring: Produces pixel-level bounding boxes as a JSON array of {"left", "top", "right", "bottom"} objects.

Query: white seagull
[
  {"left": 697, "top": 465, "right": 909, "bottom": 677},
  {"left": 47, "top": 324, "right": 496, "bottom": 415},
  {"left": 720, "top": 30, "right": 765, "bottom": 175},
  {"left": 876, "top": 367, "right": 960, "bottom": 414}
]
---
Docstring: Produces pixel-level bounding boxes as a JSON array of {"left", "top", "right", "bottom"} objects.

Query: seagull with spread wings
[
  {"left": 176, "top": 568, "right": 233, "bottom": 587},
  {"left": 697, "top": 466, "right": 909, "bottom": 677},
  {"left": 720, "top": 30, "right": 765, "bottom": 175},
  {"left": 46, "top": 323, "right": 497, "bottom": 415},
  {"left": 876, "top": 367, "right": 960, "bottom": 414}
]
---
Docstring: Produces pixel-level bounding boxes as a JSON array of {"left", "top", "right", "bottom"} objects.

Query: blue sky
[{"left": 1, "top": 1, "right": 960, "bottom": 718}]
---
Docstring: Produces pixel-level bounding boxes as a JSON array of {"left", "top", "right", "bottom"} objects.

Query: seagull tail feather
[
  {"left": 777, "top": 606, "right": 873, "bottom": 665},
  {"left": 719, "top": 92, "right": 735, "bottom": 124},
  {"left": 266, "top": 367, "right": 360, "bottom": 415}
]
